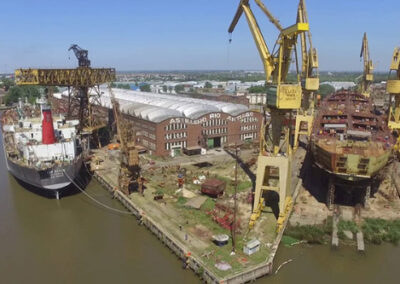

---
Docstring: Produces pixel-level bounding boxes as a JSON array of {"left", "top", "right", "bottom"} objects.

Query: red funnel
[{"left": 42, "top": 109, "right": 56, "bottom": 144}]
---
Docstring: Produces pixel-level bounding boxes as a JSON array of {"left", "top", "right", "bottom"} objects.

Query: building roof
[{"left": 95, "top": 88, "right": 249, "bottom": 123}]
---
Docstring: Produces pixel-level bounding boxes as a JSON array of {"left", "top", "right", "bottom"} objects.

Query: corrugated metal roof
[{"left": 95, "top": 88, "right": 249, "bottom": 123}]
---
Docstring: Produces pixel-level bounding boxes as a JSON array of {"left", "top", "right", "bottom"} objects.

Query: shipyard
[{"left": 1, "top": 0, "right": 400, "bottom": 283}]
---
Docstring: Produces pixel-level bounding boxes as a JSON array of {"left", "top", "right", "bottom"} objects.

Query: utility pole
[{"left": 232, "top": 143, "right": 238, "bottom": 254}]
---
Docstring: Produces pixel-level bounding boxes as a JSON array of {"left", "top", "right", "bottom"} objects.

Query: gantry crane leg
[
  {"left": 293, "top": 113, "right": 313, "bottom": 151},
  {"left": 250, "top": 155, "right": 292, "bottom": 230}
]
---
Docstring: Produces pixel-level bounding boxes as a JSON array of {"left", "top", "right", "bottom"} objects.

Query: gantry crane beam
[
  {"left": 15, "top": 68, "right": 115, "bottom": 87},
  {"left": 229, "top": 0, "right": 308, "bottom": 231},
  {"left": 15, "top": 45, "right": 116, "bottom": 135},
  {"left": 387, "top": 47, "right": 400, "bottom": 154},
  {"left": 293, "top": 0, "right": 319, "bottom": 151},
  {"left": 360, "top": 33, "right": 374, "bottom": 97}
]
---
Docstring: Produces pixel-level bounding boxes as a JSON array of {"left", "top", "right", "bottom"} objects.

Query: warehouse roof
[{"left": 94, "top": 88, "right": 249, "bottom": 123}]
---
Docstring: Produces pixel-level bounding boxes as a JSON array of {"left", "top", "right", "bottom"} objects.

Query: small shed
[
  {"left": 201, "top": 178, "right": 226, "bottom": 198},
  {"left": 243, "top": 239, "right": 260, "bottom": 255},
  {"left": 183, "top": 146, "right": 202, "bottom": 156}
]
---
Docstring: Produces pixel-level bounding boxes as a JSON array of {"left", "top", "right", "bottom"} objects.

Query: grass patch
[
  {"left": 338, "top": 220, "right": 358, "bottom": 239},
  {"left": 237, "top": 180, "right": 252, "bottom": 191},
  {"left": 212, "top": 175, "right": 252, "bottom": 195},
  {"left": 177, "top": 196, "right": 187, "bottom": 205},
  {"left": 284, "top": 225, "right": 326, "bottom": 244},
  {"left": 285, "top": 218, "right": 333, "bottom": 244},
  {"left": 201, "top": 198, "right": 216, "bottom": 211},
  {"left": 362, "top": 218, "right": 400, "bottom": 245},
  {"left": 281, "top": 235, "right": 299, "bottom": 247}
]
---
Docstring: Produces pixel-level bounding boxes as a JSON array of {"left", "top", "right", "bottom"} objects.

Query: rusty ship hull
[{"left": 311, "top": 91, "right": 394, "bottom": 182}]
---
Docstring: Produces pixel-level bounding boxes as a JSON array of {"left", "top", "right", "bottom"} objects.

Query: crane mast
[
  {"left": 293, "top": 0, "right": 319, "bottom": 151},
  {"left": 229, "top": 0, "right": 309, "bottom": 229},
  {"left": 360, "top": 33, "right": 374, "bottom": 97},
  {"left": 386, "top": 47, "right": 400, "bottom": 154},
  {"left": 108, "top": 86, "right": 142, "bottom": 195}
]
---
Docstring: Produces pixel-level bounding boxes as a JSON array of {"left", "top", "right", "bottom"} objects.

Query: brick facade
[{"left": 52, "top": 96, "right": 262, "bottom": 157}]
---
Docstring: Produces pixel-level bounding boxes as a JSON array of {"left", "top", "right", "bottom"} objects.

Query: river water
[{"left": 0, "top": 132, "right": 399, "bottom": 283}]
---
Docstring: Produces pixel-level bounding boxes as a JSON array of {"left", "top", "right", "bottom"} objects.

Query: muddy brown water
[{"left": 1, "top": 132, "right": 399, "bottom": 283}]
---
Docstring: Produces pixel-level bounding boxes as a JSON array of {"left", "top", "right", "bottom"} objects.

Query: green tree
[
  {"left": 5, "top": 86, "right": 41, "bottom": 105},
  {"left": 162, "top": 85, "right": 167, "bottom": 93},
  {"left": 140, "top": 84, "right": 151, "bottom": 92},
  {"left": 318, "top": 84, "right": 335, "bottom": 98},
  {"left": 174, "top": 85, "right": 184, "bottom": 93},
  {"left": 1, "top": 77, "right": 15, "bottom": 91},
  {"left": 168, "top": 86, "right": 173, "bottom": 93},
  {"left": 248, "top": 85, "right": 267, "bottom": 93},
  {"left": 204, "top": 81, "right": 212, "bottom": 89}
]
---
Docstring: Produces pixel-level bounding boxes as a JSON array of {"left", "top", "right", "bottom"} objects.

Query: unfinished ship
[
  {"left": 311, "top": 91, "right": 394, "bottom": 183},
  {"left": 1, "top": 96, "right": 83, "bottom": 197}
]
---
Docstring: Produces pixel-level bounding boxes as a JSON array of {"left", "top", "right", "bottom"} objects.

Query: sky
[{"left": 0, "top": 0, "right": 399, "bottom": 73}]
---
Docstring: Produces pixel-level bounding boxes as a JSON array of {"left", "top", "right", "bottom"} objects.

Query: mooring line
[{"left": 63, "top": 169, "right": 132, "bottom": 215}]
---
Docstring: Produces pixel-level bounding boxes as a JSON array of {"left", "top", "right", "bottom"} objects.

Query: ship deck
[{"left": 313, "top": 91, "right": 394, "bottom": 156}]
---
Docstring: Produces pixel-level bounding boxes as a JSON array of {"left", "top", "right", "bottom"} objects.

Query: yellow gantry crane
[
  {"left": 108, "top": 85, "right": 142, "bottom": 195},
  {"left": 360, "top": 33, "right": 374, "bottom": 97},
  {"left": 293, "top": 0, "right": 319, "bottom": 151},
  {"left": 229, "top": 0, "right": 309, "bottom": 230},
  {"left": 387, "top": 47, "right": 400, "bottom": 154},
  {"left": 14, "top": 45, "right": 115, "bottom": 134}
]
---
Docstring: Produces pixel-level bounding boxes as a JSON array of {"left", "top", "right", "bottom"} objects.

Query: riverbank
[{"left": 286, "top": 161, "right": 400, "bottom": 247}]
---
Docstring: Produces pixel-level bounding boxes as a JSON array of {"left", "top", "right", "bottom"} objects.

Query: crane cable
[{"left": 62, "top": 169, "right": 133, "bottom": 215}]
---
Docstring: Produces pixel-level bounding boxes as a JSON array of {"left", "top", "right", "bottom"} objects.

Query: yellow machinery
[
  {"left": 360, "top": 33, "right": 374, "bottom": 97},
  {"left": 108, "top": 86, "right": 142, "bottom": 195},
  {"left": 15, "top": 45, "right": 115, "bottom": 133},
  {"left": 293, "top": 0, "right": 319, "bottom": 151},
  {"left": 387, "top": 47, "right": 400, "bottom": 153},
  {"left": 229, "top": 0, "right": 308, "bottom": 229}
]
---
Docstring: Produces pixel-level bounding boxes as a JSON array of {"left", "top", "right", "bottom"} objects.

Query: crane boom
[
  {"left": 360, "top": 33, "right": 374, "bottom": 97},
  {"left": 229, "top": 0, "right": 309, "bottom": 230},
  {"left": 254, "top": 0, "right": 283, "bottom": 31},
  {"left": 69, "top": 44, "right": 91, "bottom": 67},
  {"left": 229, "top": 2, "right": 274, "bottom": 80},
  {"left": 387, "top": 47, "right": 400, "bottom": 155},
  {"left": 293, "top": 0, "right": 319, "bottom": 151},
  {"left": 108, "top": 85, "right": 142, "bottom": 195}
]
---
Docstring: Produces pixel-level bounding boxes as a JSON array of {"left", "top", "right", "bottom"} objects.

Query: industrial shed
[{"left": 55, "top": 88, "right": 263, "bottom": 156}]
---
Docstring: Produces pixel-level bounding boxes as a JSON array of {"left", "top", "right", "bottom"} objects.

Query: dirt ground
[
  {"left": 92, "top": 145, "right": 284, "bottom": 277},
  {"left": 290, "top": 161, "right": 400, "bottom": 226}
]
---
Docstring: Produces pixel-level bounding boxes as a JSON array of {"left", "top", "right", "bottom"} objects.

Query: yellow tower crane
[
  {"left": 360, "top": 33, "right": 374, "bottom": 97},
  {"left": 387, "top": 47, "right": 400, "bottom": 154},
  {"left": 293, "top": 0, "right": 319, "bottom": 151},
  {"left": 229, "top": 0, "right": 309, "bottom": 230},
  {"left": 108, "top": 86, "right": 142, "bottom": 195}
]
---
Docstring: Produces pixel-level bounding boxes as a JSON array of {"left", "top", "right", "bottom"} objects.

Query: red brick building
[{"left": 55, "top": 89, "right": 263, "bottom": 156}]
